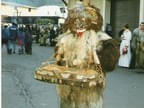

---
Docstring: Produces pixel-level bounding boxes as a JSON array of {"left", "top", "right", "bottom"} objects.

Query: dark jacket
[
  {"left": 9, "top": 25, "right": 18, "bottom": 40},
  {"left": 2, "top": 28, "right": 10, "bottom": 40},
  {"left": 25, "top": 31, "right": 32, "bottom": 44}
]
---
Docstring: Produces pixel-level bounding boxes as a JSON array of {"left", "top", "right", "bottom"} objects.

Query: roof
[{"left": 2, "top": 0, "right": 65, "bottom": 7}]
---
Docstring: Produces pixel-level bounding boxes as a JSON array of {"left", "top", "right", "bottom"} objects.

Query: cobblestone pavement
[{"left": 2, "top": 44, "right": 144, "bottom": 108}]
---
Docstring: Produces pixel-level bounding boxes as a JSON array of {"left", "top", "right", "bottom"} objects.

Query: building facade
[
  {"left": 1, "top": 1, "right": 67, "bottom": 25},
  {"left": 67, "top": 0, "right": 144, "bottom": 36},
  {"left": 1, "top": 2, "right": 36, "bottom": 24},
  {"left": 1, "top": 0, "right": 144, "bottom": 36},
  {"left": 104, "top": 0, "right": 144, "bottom": 37}
]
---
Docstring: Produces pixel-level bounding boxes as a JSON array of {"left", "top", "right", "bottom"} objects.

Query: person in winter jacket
[
  {"left": 2, "top": 25, "right": 10, "bottom": 53},
  {"left": 8, "top": 22, "right": 18, "bottom": 54},
  {"left": 17, "top": 27, "right": 25, "bottom": 54},
  {"left": 24, "top": 25, "right": 33, "bottom": 55}
]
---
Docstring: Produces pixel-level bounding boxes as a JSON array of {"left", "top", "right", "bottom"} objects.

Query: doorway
[{"left": 111, "top": 0, "right": 140, "bottom": 37}]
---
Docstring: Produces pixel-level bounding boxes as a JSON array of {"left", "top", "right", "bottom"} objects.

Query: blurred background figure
[
  {"left": 105, "top": 23, "right": 113, "bottom": 37},
  {"left": 35, "top": 25, "right": 40, "bottom": 43},
  {"left": 39, "top": 27, "right": 48, "bottom": 46},
  {"left": 131, "top": 22, "right": 144, "bottom": 69},
  {"left": 49, "top": 27, "right": 56, "bottom": 46},
  {"left": 17, "top": 27, "right": 25, "bottom": 55},
  {"left": 118, "top": 24, "right": 132, "bottom": 68},
  {"left": 25, "top": 25, "right": 33, "bottom": 55},
  {"left": 2, "top": 25, "right": 10, "bottom": 54},
  {"left": 8, "top": 22, "right": 18, "bottom": 54}
]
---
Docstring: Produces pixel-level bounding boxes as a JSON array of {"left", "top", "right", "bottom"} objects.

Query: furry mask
[{"left": 63, "top": 3, "right": 103, "bottom": 34}]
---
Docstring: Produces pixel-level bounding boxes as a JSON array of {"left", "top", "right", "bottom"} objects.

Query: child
[{"left": 17, "top": 27, "right": 25, "bottom": 54}]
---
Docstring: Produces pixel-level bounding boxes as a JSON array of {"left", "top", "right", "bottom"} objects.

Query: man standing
[
  {"left": 131, "top": 22, "right": 144, "bottom": 69},
  {"left": 2, "top": 25, "right": 10, "bottom": 53},
  {"left": 50, "top": 27, "right": 56, "bottom": 46},
  {"left": 8, "top": 22, "right": 18, "bottom": 54}
]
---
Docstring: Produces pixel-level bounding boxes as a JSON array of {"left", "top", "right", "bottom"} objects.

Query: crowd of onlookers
[
  {"left": 2, "top": 23, "right": 33, "bottom": 55},
  {"left": 2, "top": 22, "right": 63, "bottom": 55},
  {"left": 38, "top": 24, "right": 63, "bottom": 46},
  {"left": 116, "top": 22, "right": 144, "bottom": 69},
  {"left": 105, "top": 22, "right": 144, "bottom": 69},
  {"left": 2, "top": 21, "right": 144, "bottom": 69}
]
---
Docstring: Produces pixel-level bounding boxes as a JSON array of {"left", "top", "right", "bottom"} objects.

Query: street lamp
[{"left": 14, "top": 6, "right": 18, "bottom": 25}]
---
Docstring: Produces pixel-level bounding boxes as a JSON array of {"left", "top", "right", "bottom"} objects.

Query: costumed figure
[
  {"left": 54, "top": 1, "right": 119, "bottom": 108},
  {"left": 118, "top": 24, "right": 132, "bottom": 68},
  {"left": 132, "top": 22, "right": 144, "bottom": 68},
  {"left": 34, "top": 0, "right": 120, "bottom": 108}
]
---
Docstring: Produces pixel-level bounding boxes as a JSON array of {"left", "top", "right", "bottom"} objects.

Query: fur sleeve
[
  {"left": 98, "top": 39, "right": 120, "bottom": 72},
  {"left": 54, "top": 44, "right": 65, "bottom": 66}
]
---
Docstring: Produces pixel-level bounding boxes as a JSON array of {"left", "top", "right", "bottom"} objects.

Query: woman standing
[{"left": 118, "top": 24, "right": 132, "bottom": 68}]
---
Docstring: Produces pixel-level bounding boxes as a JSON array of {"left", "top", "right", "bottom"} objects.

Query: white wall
[
  {"left": 140, "top": 0, "right": 144, "bottom": 23},
  {"left": 1, "top": 4, "right": 36, "bottom": 17},
  {"left": 105, "top": 0, "right": 111, "bottom": 24},
  {"left": 36, "top": 6, "right": 68, "bottom": 18}
]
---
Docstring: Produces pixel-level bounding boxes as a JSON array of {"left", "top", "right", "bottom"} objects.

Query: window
[
  {"left": 28, "top": 8, "right": 31, "bottom": 12},
  {"left": 60, "top": 8, "right": 66, "bottom": 13}
]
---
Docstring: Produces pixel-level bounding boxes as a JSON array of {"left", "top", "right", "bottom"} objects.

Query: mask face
[{"left": 64, "top": 6, "right": 103, "bottom": 34}]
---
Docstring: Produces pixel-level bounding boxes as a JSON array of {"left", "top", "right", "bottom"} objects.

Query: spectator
[
  {"left": 131, "top": 22, "right": 144, "bottom": 69},
  {"left": 39, "top": 28, "right": 47, "bottom": 46},
  {"left": 2, "top": 25, "right": 10, "bottom": 53},
  {"left": 8, "top": 22, "right": 18, "bottom": 54},
  {"left": 105, "top": 23, "right": 113, "bottom": 37},
  {"left": 35, "top": 25, "right": 40, "bottom": 43},
  {"left": 118, "top": 24, "right": 132, "bottom": 68},
  {"left": 25, "top": 25, "right": 33, "bottom": 55},
  {"left": 17, "top": 27, "right": 25, "bottom": 55},
  {"left": 50, "top": 27, "right": 56, "bottom": 46}
]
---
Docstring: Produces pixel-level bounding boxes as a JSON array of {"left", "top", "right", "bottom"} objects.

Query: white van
[{"left": 36, "top": 5, "right": 68, "bottom": 19}]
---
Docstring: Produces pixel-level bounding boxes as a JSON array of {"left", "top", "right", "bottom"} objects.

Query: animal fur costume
[{"left": 55, "top": 2, "right": 119, "bottom": 108}]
